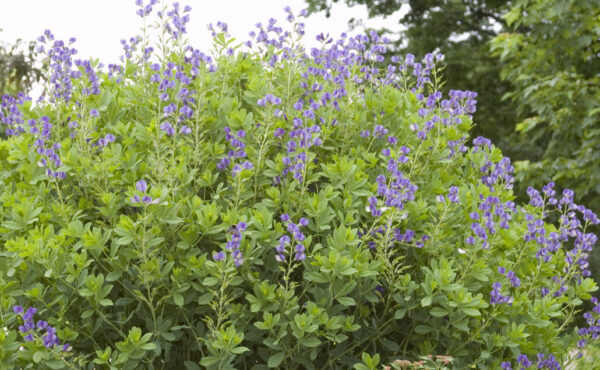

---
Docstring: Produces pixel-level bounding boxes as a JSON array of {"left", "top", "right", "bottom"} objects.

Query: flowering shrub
[{"left": 1, "top": 2, "right": 599, "bottom": 369}]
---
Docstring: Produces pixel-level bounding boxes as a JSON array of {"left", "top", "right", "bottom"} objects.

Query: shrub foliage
[{"left": 0, "top": 2, "right": 599, "bottom": 369}]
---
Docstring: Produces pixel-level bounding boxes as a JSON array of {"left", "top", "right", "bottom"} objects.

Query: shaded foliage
[{"left": 490, "top": 0, "right": 600, "bottom": 214}]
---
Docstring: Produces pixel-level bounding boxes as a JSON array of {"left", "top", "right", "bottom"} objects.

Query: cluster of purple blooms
[
  {"left": 498, "top": 267, "right": 521, "bottom": 288},
  {"left": 217, "top": 127, "right": 253, "bottom": 176},
  {"left": 357, "top": 226, "right": 417, "bottom": 250},
  {"left": 522, "top": 182, "right": 599, "bottom": 293},
  {"left": 135, "top": 0, "right": 158, "bottom": 18},
  {"left": 368, "top": 157, "right": 417, "bottom": 216},
  {"left": 276, "top": 214, "right": 307, "bottom": 262},
  {"left": 119, "top": 35, "right": 153, "bottom": 65},
  {"left": 208, "top": 21, "right": 230, "bottom": 39},
  {"left": 472, "top": 136, "right": 515, "bottom": 191},
  {"left": 1, "top": 94, "right": 28, "bottom": 136},
  {"left": 151, "top": 62, "right": 195, "bottom": 135},
  {"left": 465, "top": 194, "right": 515, "bottom": 249},
  {"left": 73, "top": 59, "right": 101, "bottom": 96},
  {"left": 257, "top": 93, "right": 282, "bottom": 108},
  {"left": 1, "top": 95, "right": 68, "bottom": 179},
  {"left": 279, "top": 116, "right": 322, "bottom": 183},
  {"left": 578, "top": 297, "right": 600, "bottom": 351},
  {"left": 13, "top": 306, "right": 71, "bottom": 352},
  {"left": 213, "top": 222, "right": 246, "bottom": 266},
  {"left": 360, "top": 124, "right": 411, "bottom": 160},
  {"left": 184, "top": 46, "right": 217, "bottom": 75},
  {"left": 164, "top": 2, "right": 192, "bottom": 40},
  {"left": 247, "top": 10, "right": 307, "bottom": 58},
  {"left": 436, "top": 186, "right": 460, "bottom": 204},
  {"left": 36, "top": 30, "right": 78, "bottom": 103},
  {"left": 96, "top": 133, "right": 116, "bottom": 148},
  {"left": 501, "top": 353, "right": 561, "bottom": 369},
  {"left": 130, "top": 180, "right": 159, "bottom": 205},
  {"left": 489, "top": 282, "right": 513, "bottom": 305},
  {"left": 33, "top": 116, "right": 66, "bottom": 179}
]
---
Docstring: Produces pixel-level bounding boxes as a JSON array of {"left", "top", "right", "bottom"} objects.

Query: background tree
[
  {"left": 0, "top": 30, "right": 43, "bottom": 96},
  {"left": 304, "top": 0, "right": 542, "bottom": 162},
  {"left": 490, "top": 0, "right": 600, "bottom": 214}
]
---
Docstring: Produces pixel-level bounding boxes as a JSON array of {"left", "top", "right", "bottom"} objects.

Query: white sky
[{"left": 0, "top": 0, "right": 408, "bottom": 65}]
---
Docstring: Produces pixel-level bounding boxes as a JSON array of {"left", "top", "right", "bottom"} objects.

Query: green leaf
[
  {"left": 452, "top": 320, "right": 469, "bottom": 332},
  {"left": 336, "top": 296, "right": 356, "bottom": 306},
  {"left": 184, "top": 361, "right": 202, "bottom": 370},
  {"left": 197, "top": 293, "right": 213, "bottom": 305},
  {"left": 173, "top": 293, "right": 184, "bottom": 307},
  {"left": 32, "top": 350, "right": 47, "bottom": 363},
  {"left": 421, "top": 296, "right": 432, "bottom": 307},
  {"left": 394, "top": 308, "right": 407, "bottom": 319},
  {"left": 199, "top": 356, "right": 219, "bottom": 367},
  {"left": 462, "top": 307, "right": 480, "bottom": 317},
  {"left": 268, "top": 352, "right": 285, "bottom": 368},
  {"left": 430, "top": 307, "right": 449, "bottom": 317},
  {"left": 414, "top": 325, "right": 433, "bottom": 334},
  {"left": 202, "top": 277, "right": 219, "bottom": 286},
  {"left": 302, "top": 336, "right": 321, "bottom": 347},
  {"left": 230, "top": 346, "right": 250, "bottom": 354},
  {"left": 99, "top": 299, "right": 114, "bottom": 306}
]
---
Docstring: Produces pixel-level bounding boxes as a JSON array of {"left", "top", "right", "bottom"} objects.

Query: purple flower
[
  {"left": 517, "top": 354, "right": 531, "bottom": 368},
  {"left": 89, "top": 109, "right": 99, "bottom": 117},
  {"left": 448, "top": 186, "right": 459, "bottom": 203},
  {"left": 13, "top": 305, "right": 23, "bottom": 315},
  {"left": 136, "top": 180, "right": 148, "bottom": 193},
  {"left": 37, "top": 320, "right": 48, "bottom": 330},
  {"left": 23, "top": 308, "right": 36, "bottom": 321},
  {"left": 274, "top": 128, "right": 286, "bottom": 138},
  {"left": 213, "top": 251, "right": 226, "bottom": 261},
  {"left": 160, "top": 122, "right": 175, "bottom": 136}
]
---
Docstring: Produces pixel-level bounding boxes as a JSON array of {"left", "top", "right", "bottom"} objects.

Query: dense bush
[{"left": 1, "top": 2, "right": 599, "bottom": 369}]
